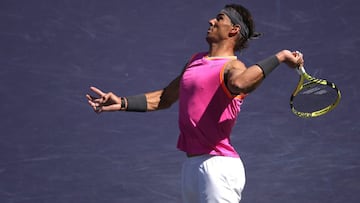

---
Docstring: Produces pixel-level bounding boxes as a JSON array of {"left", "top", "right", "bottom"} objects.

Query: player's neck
[{"left": 208, "top": 42, "right": 235, "bottom": 57}]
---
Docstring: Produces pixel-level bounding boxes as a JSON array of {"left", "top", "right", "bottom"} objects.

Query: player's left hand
[{"left": 86, "top": 86, "right": 122, "bottom": 113}]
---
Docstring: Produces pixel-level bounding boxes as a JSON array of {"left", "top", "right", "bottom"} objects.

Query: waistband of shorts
[{"left": 186, "top": 153, "right": 220, "bottom": 159}]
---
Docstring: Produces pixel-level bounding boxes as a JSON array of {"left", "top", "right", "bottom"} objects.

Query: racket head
[{"left": 290, "top": 71, "right": 341, "bottom": 118}]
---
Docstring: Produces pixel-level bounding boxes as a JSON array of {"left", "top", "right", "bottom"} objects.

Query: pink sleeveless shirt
[{"left": 177, "top": 52, "right": 245, "bottom": 158}]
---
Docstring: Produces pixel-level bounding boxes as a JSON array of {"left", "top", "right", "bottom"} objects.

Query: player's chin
[
  {"left": 205, "top": 35, "right": 214, "bottom": 43},
  {"left": 205, "top": 36, "right": 211, "bottom": 43}
]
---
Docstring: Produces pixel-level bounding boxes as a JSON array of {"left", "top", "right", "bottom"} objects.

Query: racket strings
[{"left": 292, "top": 83, "right": 339, "bottom": 113}]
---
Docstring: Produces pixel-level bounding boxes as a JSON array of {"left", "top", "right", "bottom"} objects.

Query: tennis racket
[{"left": 290, "top": 65, "right": 341, "bottom": 118}]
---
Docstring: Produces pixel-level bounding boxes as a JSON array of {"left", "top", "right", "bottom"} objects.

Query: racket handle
[
  {"left": 296, "top": 66, "right": 306, "bottom": 75},
  {"left": 294, "top": 51, "right": 305, "bottom": 75}
]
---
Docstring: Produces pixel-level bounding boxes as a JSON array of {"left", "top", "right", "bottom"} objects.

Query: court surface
[{"left": 1, "top": 0, "right": 359, "bottom": 202}]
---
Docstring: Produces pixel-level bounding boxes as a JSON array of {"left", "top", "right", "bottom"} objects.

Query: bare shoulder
[{"left": 225, "top": 59, "right": 247, "bottom": 73}]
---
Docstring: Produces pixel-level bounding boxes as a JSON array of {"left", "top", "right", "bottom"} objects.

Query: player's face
[{"left": 206, "top": 13, "right": 233, "bottom": 42}]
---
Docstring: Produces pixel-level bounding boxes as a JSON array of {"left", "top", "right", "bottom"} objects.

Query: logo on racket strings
[{"left": 301, "top": 86, "right": 328, "bottom": 95}]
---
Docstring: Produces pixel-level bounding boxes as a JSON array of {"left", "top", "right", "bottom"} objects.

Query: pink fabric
[{"left": 177, "top": 53, "right": 244, "bottom": 158}]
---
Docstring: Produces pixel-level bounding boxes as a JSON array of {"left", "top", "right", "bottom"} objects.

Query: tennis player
[{"left": 86, "top": 4, "right": 304, "bottom": 203}]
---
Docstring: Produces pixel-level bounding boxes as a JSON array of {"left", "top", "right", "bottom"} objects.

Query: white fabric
[{"left": 181, "top": 155, "right": 246, "bottom": 203}]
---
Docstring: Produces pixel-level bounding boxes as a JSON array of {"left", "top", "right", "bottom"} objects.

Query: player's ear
[{"left": 229, "top": 25, "right": 240, "bottom": 36}]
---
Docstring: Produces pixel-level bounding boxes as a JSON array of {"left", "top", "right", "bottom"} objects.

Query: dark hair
[{"left": 225, "top": 4, "right": 256, "bottom": 52}]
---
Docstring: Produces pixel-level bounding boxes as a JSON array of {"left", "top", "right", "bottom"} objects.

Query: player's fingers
[
  {"left": 88, "top": 99, "right": 98, "bottom": 109},
  {"left": 86, "top": 93, "right": 103, "bottom": 113},
  {"left": 90, "top": 86, "right": 106, "bottom": 97},
  {"left": 100, "top": 92, "right": 112, "bottom": 104},
  {"left": 89, "top": 100, "right": 104, "bottom": 113},
  {"left": 294, "top": 50, "right": 303, "bottom": 56},
  {"left": 86, "top": 94, "right": 97, "bottom": 101},
  {"left": 88, "top": 97, "right": 97, "bottom": 105},
  {"left": 292, "top": 51, "right": 304, "bottom": 67},
  {"left": 87, "top": 100, "right": 99, "bottom": 113},
  {"left": 92, "top": 102, "right": 120, "bottom": 113},
  {"left": 86, "top": 94, "right": 104, "bottom": 106},
  {"left": 94, "top": 105, "right": 102, "bottom": 113},
  {"left": 297, "top": 54, "right": 304, "bottom": 66}
]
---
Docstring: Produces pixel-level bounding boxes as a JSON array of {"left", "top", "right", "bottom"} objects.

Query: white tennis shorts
[{"left": 181, "top": 155, "right": 246, "bottom": 203}]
